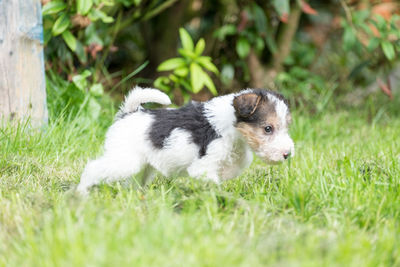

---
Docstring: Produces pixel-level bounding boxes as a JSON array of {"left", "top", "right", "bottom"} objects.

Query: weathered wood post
[{"left": 0, "top": 0, "right": 48, "bottom": 125}]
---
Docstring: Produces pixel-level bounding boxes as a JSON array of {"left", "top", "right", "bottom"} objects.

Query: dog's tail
[{"left": 119, "top": 86, "right": 171, "bottom": 114}]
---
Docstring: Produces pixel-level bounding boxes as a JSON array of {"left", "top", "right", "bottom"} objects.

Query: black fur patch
[{"left": 145, "top": 102, "right": 220, "bottom": 157}]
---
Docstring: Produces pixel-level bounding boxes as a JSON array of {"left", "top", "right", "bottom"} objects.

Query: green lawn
[{"left": 1, "top": 106, "right": 400, "bottom": 266}]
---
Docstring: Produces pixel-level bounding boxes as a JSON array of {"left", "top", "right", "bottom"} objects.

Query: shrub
[{"left": 154, "top": 28, "right": 219, "bottom": 102}]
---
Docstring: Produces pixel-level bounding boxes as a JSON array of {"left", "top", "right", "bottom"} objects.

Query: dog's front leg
[
  {"left": 187, "top": 158, "right": 221, "bottom": 184},
  {"left": 187, "top": 167, "right": 221, "bottom": 184},
  {"left": 220, "top": 144, "right": 253, "bottom": 180}
]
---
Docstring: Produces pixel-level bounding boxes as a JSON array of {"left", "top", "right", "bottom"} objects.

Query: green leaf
[
  {"left": 169, "top": 74, "right": 179, "bottom": 83},
  {"left": 354, "top": 9, "right": 369, "bottom": 23},
  {"left": 81, "top": 70, "right": 92, "bottom": 78},
  {"left": 202, "top": 73, "right": 217, "bottom": 96},
  {"left": 381, "top": 41, "right": 395, "bottom": 61},
  {"left": 75, "top": 40, "right": 88, "bottom": 63},
  {"left": 367, "top": 37, "right": 380, "bottom": 52},
  {"left": 88, "top": 9, "right": 114, "bottom": 23},
  {"left": 100, "top": 14, "right": 114, "bottom": 23},
  {"left": 342, "top": 27, "right": 357, "bottom": 50},
  {"left": 157, "top": 58, "right": 186, "bottom": 71},
  {"left": 190, "top": 63, "right": 205, "bottom": 93},
  {"left": 154, "top": 77, "right": 171, "bottom": 92},
  {"left": 42, "top": 1, "right": 67, "bottom": 16},
  {"left": 180, "top": 79, "right": 192, "bottom": 92},
  {"left": 43, "top": 29, "right": 52, "bottom": 44},
  {"left": 181, "top": 90, "right": 191, "bottom": 103},
  {"left": 196, "top": 56, "right": 219, "bottom": 74},
  {"left": 62, "top": 30, "right": 77, "bottom": 52},
  {"left": 72, "top": 70, "right": 92, "bottom": 90},
  {"left": 389, "top": 25, "right": 400, "bottom": 38},
  {"left": 290, "top": 66, "right": 310, "bottom": 79},
  {"left": 265, "top": 35, "right": 277, "bottom": 54},
  {"left": 52, "top": 13, "right": 70, "bottom": 36},
  {"left": 179, "top": 28, "right": 194, "bottom": 52},
  {"left": 90, "top": 83, "right": 104, "bottom": 96},
  {"left": 101, "top": 0, "right": 115, "bottom": 6},
  {"left": 220, "top": 64, "right": 234, "bottom": 85},
  {"left": 276, "top": 72, "right": 291, "bottom": 83},
  {"left": 194, "top": 38, "right": 205, "bottom": 56},
  {"left": 174, "top": 67, "right": 189, "bottom": 77},
  {"left": 252, "top": 3, "right": 267, "bottom": 35},
  {"left": 178, "top": 48, "right": 197, "bottom": 59},
  {"left": 88, "top": 98, "right": 101, "bottom": 120},
  {"left": 77, "top": 0, "right": 93, "bottom": 15},
  {"left": 213, "top": 24, "right": 237, "bottom": 41},
  {"left": 84, "top": 24, "right": 104, "bottom": 46},
  {"left": 359, "top": 23, "right": 373, "bottom": 36},
  {"left": 118, "top": 0, "right": 133, "bottom": 6},
  {"left": 272, "top": 0, "right": 290, "bottom": 21},
  {"left": 236, "top": 37, "right": 250, "bottom": 58},
  {"left": 374, "top": 15, "right": 387, "bottom": 31},
  {"left": 255, "top": 37, "right": 265, "bottom": 52}
]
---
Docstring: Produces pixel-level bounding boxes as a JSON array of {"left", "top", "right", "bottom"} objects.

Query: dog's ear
[{"left": 233, "top": 93, "right": 261, "bottom": 118}]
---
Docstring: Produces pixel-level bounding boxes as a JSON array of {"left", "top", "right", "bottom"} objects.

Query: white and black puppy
[{"left": 77, "top": 87, "right": 294, "bottom": 195}]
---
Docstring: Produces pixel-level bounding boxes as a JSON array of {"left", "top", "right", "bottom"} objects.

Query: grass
[{"left": 1, "top": 102, "right": 400, "bottom": 266}]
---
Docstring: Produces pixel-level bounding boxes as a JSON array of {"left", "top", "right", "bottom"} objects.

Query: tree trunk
[
  {"left": 248, "top": 3, "right": 302, "bottom": 88},
  {"left": 0, "top": 0, "right": 48, "bottom": 126},
  {"left": 272, "top": 3, "right": 302, "bottom": 73}
]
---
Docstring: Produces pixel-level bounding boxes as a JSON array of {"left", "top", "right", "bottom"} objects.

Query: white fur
[
  {"left": 268, "top": 94, "right": 294, "bottom": 159},
  {"left": 77, "top": 87, "right": 294, "bottom": 195},
  {"left": 119, "top": 86, "right": 171, "bottom": 114},
  {"left": 269, "top": 94, "right": 289, "bottom": 127},
  {"left": 204, "top": 94, "right": 236, "bottom": 136},
  {"left": 255, "top": 131, "right": 295, "bottom": 163}
]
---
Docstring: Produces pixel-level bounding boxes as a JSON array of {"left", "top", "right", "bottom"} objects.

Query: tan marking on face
[
  {"left": 233, "top": 90, "right": 295, "bottom": 163},
  {"left": 235, "top": 98, "right": 294, "bottom": 163},
  {"left": 235, "top": 122, "right": 265, "bottom": 151},
  {"left": 235, "top": 103, "right": 280, "bottom": 151}
]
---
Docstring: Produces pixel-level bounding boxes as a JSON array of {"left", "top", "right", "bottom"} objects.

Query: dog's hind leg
[
  {"left": 142, "top": 165, "right": 157, "bottom": 185},
  {"left": 77, "top": 154, "right": 144, "bottom": 196}
]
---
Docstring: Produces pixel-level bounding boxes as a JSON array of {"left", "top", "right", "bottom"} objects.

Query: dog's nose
[{"left": 283, "top": 152, "right": 291, "bottom": 159}]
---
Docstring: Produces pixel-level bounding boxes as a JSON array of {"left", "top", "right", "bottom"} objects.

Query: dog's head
[{"left": 233, "top": 89, "right": 294, "bottom": 164}]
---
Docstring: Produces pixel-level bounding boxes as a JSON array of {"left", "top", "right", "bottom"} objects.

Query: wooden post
[{"left": 0, "top": 0, "right": 48, "bottom": 126}]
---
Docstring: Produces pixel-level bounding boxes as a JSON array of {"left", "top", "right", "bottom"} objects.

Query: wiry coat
[{"left": 77, "top": 87, "right": 294, "bottom": 195}]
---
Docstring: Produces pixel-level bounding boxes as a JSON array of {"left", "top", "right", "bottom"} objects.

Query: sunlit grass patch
[{"left": 1, "top": 109, "right": 400, "bottom": 266}]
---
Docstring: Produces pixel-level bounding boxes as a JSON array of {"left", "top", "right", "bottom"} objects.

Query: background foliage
[{"left": 41, "top": 0, "right": 400, "bottom": 117}]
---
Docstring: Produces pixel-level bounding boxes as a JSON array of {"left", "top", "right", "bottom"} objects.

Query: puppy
[{"left": 77, "top": 87, "right": 294, "bottom": 195}]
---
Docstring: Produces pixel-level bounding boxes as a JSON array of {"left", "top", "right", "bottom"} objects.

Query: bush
[
  {"left": 41, "top": 0, "right": 400, "bottom": 117},
  {"left": 154, "top": 28, "right": 219, "bottom": 102}
]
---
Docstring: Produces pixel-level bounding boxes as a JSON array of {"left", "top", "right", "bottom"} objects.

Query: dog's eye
[{"left": 264, "top": 125, "right": 273, "bottom": 134}]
